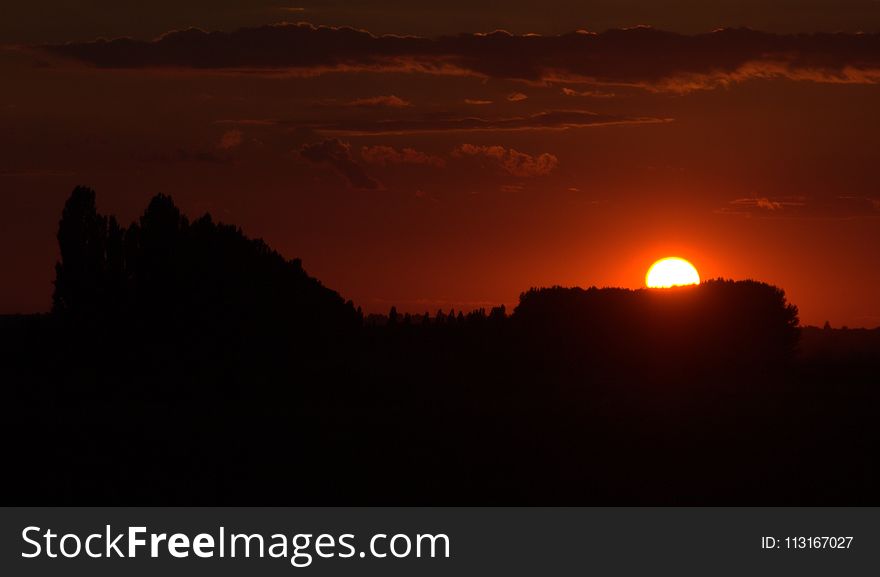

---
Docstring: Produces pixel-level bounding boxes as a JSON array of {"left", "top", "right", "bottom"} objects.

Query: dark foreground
[
  {"left": 4, "top": 315, "right": 879, "bottom": 505},
  {"left": 2, "top": 188, "right": 878, "bottom": 504}
]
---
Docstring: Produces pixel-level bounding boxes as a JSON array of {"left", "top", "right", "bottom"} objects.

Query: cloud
[
  {"left": 300, "top": 139, "right": 381, "bottom": 189},
  {"left": 561, "top": 87, "right": 616, "bottom": 98},
  {"left": 306, "top": 109, "right": 668, "bottom": 135},
  {"left": 315, "top": 94, "right": 412, "bottom": 108},
  {"left": 217, "top": 129, "right": 243, "bottom": 150},
  {"left": 464, "top": 99, "right": 493, "bottom": 105},
  {"left": 321, "top": 95, "right": 412, "bottom": 108},
  {"left": 361, "top": 145, "right": 446, "bottom": 168},
  {"left": 453, "top": 144, "right": 558, "bottom": 177},
  {"left": 718, "top": 195, "right": 880, "bottom": 219},
  {"left": 507, "top": 92, "right": 528, "bottom": 102},
  {"left": 731, "top": 196, "right": 793, "bottom": 211},
  {"left": 42, "top": 23, "right": 880, "bottom": 92},
  {"left": 718, "top": 196, "right": 805, "bottom": 216}
]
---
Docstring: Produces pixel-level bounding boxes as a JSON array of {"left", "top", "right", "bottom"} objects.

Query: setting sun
[{"left": 646, "top": 257, "right": 701, "bottom": 288}]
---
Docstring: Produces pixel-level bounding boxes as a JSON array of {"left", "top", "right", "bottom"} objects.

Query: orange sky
[{"left": 2, "top": 7, "right": 880, "bottom": 327}]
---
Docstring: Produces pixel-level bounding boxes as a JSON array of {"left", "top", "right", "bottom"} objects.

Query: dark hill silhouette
[
  {"left": 54, "top": 186, "right": 359, "bottom": 332},
  {"left": 3, "top": 187, "right": 878, "bottom": 505}
]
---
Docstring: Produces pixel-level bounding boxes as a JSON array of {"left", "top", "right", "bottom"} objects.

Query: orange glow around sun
[{"left": 646, "top": 257, "right": 701, "bottom": 288}]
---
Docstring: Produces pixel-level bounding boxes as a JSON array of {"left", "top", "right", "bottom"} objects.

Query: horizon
[
  {"left": 6, "top": 186, "right": 872, "bottom": 331},
  {"left": 4, "top": 184, "right": 880, "bottom": 328}
]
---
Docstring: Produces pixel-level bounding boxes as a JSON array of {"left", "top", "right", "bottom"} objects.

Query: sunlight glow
[{"left": 646, "top": 257, "right": 701, "bottom": 288}]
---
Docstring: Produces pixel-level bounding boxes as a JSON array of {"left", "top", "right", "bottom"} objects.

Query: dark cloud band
[{"left": 43, "top": 23, "right": 880, "bottom": 91}]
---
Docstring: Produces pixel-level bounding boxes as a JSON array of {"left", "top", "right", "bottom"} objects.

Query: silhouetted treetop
[
  {"left": 513, "top": 280, "right": 799, "bottom": 366},
  {"left": 53, "top": 186, "right": 113, "bottom": 315},
  {"left": 53, "top": 187, "right": 359, "bottom": 340}
]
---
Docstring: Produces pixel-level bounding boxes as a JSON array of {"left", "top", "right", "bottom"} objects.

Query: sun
[{"left": 646, "top": 257, "right": 700, "bottom": 288}]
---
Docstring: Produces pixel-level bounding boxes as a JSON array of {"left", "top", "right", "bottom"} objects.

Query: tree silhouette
[
  {"left": 53, "top": 186, "right": 111, "bottom": 317},
  {"left": 52, "top": 187, "right": 360, "bottom": 373}
]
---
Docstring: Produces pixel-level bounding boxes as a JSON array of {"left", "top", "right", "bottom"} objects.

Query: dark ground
[{"left": 3, "top": 314, "right": 877, "bottom": 505}]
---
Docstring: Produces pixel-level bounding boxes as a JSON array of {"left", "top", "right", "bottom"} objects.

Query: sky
[{"left": 2, "top": 1, "right": 880, "bottom": 326}]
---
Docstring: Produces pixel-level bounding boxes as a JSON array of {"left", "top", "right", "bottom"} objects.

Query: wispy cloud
[
  {"left": 453, "top": 144, "right": 558, "bottom": 177},
  {"left": 361, "top": 145, "right": 446, "bottom": 168},
  {"left": 729, "top": 196, "right": 799, "bottom": 211},
  {"left": 305, "top": 110, "right": 670, "bottom": 135},
  {"left": 316, "top": 95, "right": 412, "bottom": 108},
  {"left": 718, "top": 195, "right": 880, "bottom": 219},
  {"left": 300, "top": 139, "right": 381, "bottom": 190},
  {"left": 561, "top": 87, "right": 616, "bottom": 98}
]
